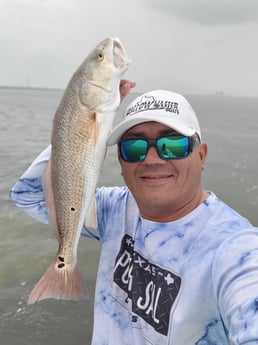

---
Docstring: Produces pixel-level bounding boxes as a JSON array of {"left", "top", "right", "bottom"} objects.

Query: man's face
[{"left": 118, "top": 121, "right": 208, "bottom": 221}]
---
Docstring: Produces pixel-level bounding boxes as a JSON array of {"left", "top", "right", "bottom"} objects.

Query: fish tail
[{"left": 27, "top": 260, "right": 87, "bottom": 304}]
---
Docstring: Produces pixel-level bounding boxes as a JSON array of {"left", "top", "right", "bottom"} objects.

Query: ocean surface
[{"left": 1, "top": 86, "right": 258, "bottom": 345}]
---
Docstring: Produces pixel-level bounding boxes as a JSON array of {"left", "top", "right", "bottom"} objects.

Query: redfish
[{"left": 28, "top": 37, "right": 130, "bottom": 304}]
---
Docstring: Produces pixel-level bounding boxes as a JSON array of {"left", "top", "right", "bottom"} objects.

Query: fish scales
[
  {"left": 52, "top": 108, "right": 94, "bottom": 235},
  {"left": 28, "top": 37, "right": 130, "bottom": 304}
]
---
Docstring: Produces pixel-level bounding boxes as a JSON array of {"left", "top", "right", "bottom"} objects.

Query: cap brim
[{"left": 107, "top": 114, "right": 196, "bottom": 145}]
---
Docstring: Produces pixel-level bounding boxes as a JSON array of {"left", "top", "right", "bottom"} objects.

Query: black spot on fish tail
[
  {"left": 58, "top": 256, "right": 65, "bottom": 262},
  {"left": 71, "top": 207, "right": 76, "bottom": 211},
  {"left": 57, "top": 263, "right": 65, "bottom": 269}
]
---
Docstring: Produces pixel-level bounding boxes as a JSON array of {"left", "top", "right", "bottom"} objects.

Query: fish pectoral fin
[
  {"left": 94, "top": 112, "right": 112, "bottom": 157},
  {"left": 84, "top": 197, "right": 98, "bottom": 230},
  {"left": 93, "top": 112, "right": 99, "bottom": 144}
]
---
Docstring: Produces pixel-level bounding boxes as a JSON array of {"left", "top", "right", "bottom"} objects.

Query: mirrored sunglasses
[{"left": 119, "top": 135, "right": 200, "bottom": 162}]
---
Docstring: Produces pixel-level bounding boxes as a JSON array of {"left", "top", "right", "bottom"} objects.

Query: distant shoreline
[
  {"left": 0, "top": 85, "right": 257, "bottom": 99},
  {"left": 0, "top": 85, "right": 64, "bottom": 92}
]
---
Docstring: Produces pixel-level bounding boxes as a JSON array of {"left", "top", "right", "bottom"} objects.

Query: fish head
[
  {"left": 77, "top": 37, "right": 131, "bottom": 112},
  {"left": 86, "top": 37, "right": 130, "bottom": 80}
]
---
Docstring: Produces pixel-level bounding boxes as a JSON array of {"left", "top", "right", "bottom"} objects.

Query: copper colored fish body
[{"left": 28, "top": 37, "right": 130, "bottom": 304}]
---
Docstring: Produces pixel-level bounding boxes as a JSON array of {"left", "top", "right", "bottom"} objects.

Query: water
[{"left": 1, "top": 87, "right": 258, "bottom": 344}]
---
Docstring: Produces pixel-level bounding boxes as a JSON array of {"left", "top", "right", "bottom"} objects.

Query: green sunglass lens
[
  {"left": 157, "top": 136, "right": 189, "bottom": 158},
  {"left": 120, "top": 139, "right": 147, "bottom": 161}
]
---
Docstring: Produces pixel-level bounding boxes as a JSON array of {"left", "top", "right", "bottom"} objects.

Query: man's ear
[{"left": 199, "top": 142, "right": 208, "bottom": 170}]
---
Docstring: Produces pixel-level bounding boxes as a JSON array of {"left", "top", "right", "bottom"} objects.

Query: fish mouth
[{"left": 113, "top": 38, "right": 131, "bottom": 69}]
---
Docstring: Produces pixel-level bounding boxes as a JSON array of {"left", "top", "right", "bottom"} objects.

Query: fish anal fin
[{"left": 84, "top": 198, "right": 98, "bottom": 230}]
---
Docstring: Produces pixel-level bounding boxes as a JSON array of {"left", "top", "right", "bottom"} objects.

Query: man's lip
[{"left": 140, "top": 173, "right": 174, "bottom": 180}]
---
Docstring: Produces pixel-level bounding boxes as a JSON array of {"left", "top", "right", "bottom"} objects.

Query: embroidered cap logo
[{"left": 126, "top": 95, "right": 180, "bottom": 117}]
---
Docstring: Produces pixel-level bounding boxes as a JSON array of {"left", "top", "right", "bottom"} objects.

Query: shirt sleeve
[
  {"left": 9, "top": 145, "right": 51, "bottom": 224},
  {"left": 9, "top": 146, "right": 113, "bottom": 241},
  {"left": 212, "top": 229, "right": 258, "bottom": 344},
  {"left": 10, "top": 147, "right": 128, "bottom": 242}
]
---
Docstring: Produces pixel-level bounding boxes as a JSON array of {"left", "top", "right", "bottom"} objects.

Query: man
[{"left": 10, "top": 85, "right": 258, "bottom": 344}]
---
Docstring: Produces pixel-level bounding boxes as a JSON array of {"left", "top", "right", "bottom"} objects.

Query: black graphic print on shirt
[{"left": 113, "top": 233, "right": 181, "bottom": 336}]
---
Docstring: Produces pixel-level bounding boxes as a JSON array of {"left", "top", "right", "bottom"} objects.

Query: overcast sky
[{"left": 1, "top": 0, "right": 258, "bottom": 97}]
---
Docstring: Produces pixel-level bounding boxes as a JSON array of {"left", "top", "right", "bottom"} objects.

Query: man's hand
[{"left": 120, "top": 80, "right": 136, "bottom": 101}]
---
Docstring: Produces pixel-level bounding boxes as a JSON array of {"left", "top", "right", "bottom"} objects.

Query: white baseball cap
[{"left": 107, "top": 90, "right": 201, "bottom": 145}]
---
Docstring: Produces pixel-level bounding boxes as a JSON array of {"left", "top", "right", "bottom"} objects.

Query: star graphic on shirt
[
  {"left": 126, "top": 238, "right": 133, "bottom": 246},
  {"left": 164, "top": 273, "right": 174, "bottom": 285}
]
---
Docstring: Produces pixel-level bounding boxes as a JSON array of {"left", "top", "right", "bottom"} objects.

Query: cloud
[
  {"left": 0, "top": 0, "right": 257, "bottom": 96},
  {"left": 146, "top": 0, "right": 258, "bottom": 25}
]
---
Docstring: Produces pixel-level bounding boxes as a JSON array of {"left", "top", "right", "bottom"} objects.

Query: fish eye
[{"left": 96, "top": 51, "right": 104, "bottom": 62}]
